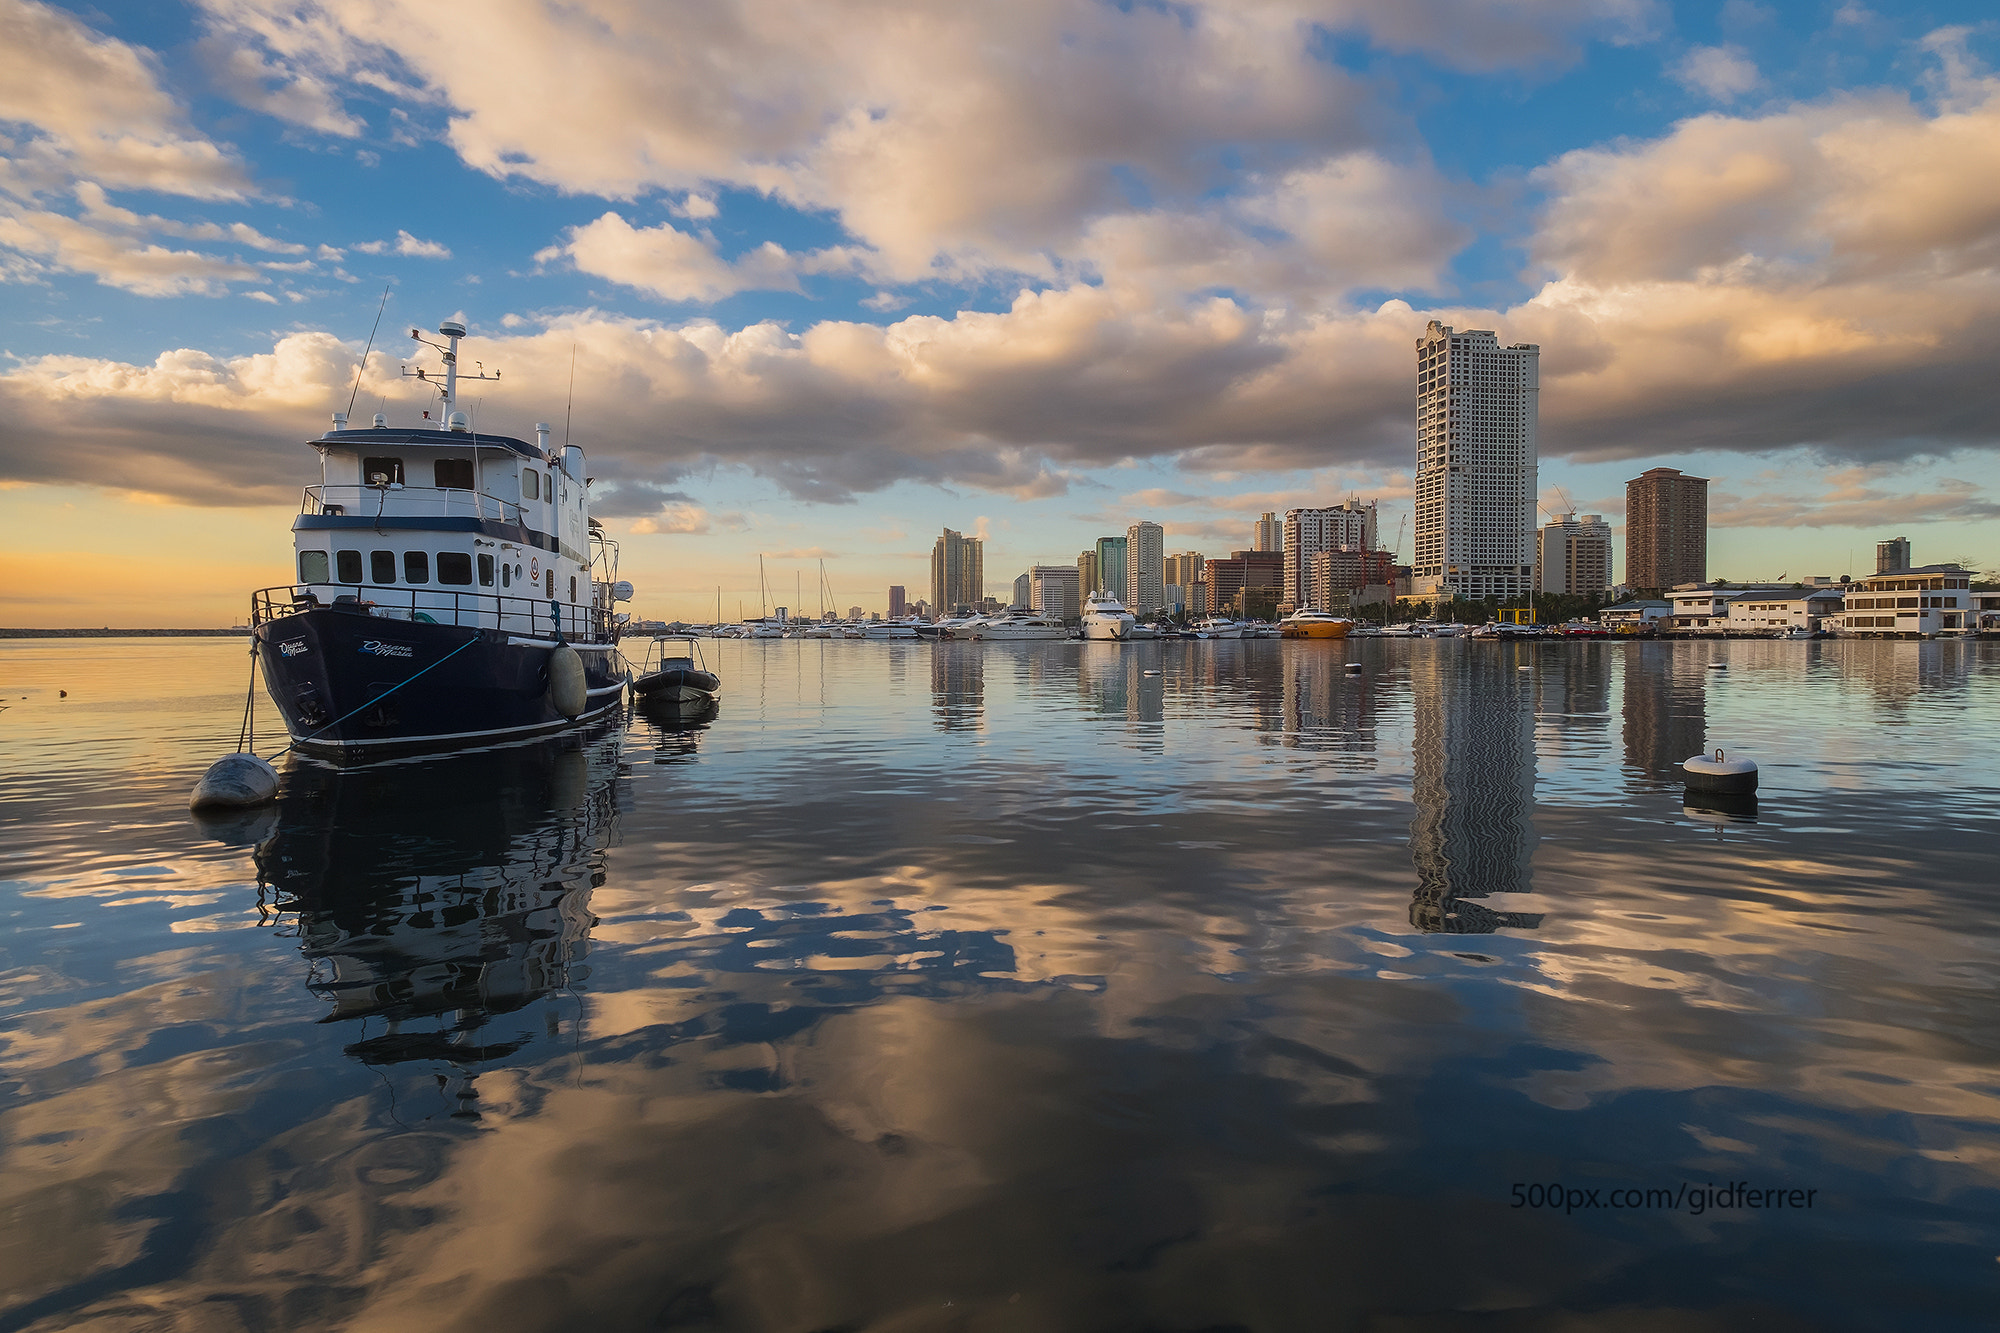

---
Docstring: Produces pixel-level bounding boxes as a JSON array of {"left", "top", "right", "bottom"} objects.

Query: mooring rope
[{"left": 236, "top": 640, "right": 259, "bottom": 754}]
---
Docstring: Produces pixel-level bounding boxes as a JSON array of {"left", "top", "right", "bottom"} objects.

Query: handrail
[
  {"left": 301, "top": 483, "right": 525, "bottom": 525},
  {"left": 249, "top": 584, "right": 617, "bottom": 642}
]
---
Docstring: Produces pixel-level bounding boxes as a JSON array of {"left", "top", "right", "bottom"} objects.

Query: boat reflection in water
[
  {"left": 633, "top": 692, "right": 719, "bottom": 762},
  {"left": 252, "top": 729, "right": 622, "bottom": 1099}
]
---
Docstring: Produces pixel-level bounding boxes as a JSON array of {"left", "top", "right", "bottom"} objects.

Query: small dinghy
[{"left": 631, "top": 634, "right": 720, "bottom": 706}]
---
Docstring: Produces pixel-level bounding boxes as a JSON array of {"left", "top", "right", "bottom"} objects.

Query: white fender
[
  {"left": 189, "top": 753, "right": 279, "bottom": 810},
  {"left": 548, "top": 642, "right": 587, "bottom": 718}
]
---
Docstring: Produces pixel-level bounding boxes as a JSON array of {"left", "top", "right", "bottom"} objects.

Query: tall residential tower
[
  {"left": 1413, "top": 321, "right": 1540, "bottom": 601},
  {"left": 1625, "top": 468, "right": 1707, "bottom": 591},
  {"left": 1125, "top": 520, "right": 1165, "bottom": 615},
  {"left": 930, "top": 527, "right": 984, "bottom": 614}
]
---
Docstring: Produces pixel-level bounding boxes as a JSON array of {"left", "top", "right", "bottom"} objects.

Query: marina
[{"left": 3, "top": 635, "right": 1998, "bottom": 1329}]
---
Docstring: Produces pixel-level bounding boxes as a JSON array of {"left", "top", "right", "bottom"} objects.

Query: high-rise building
[
  {"left": 1307, "top": 547, "right": 1395, "bottom": 609},
  {"left": 930, "top": 527, "right": 984, "bottom": 614},
  {"left": 1030, "top": 565, "right": 1082, "bottom": 621},
  {"left": 1876, "top": 536, "right": 1912, "bottom": 574},
  {"left": 1413, "top": 320, "right": 1540, "bottom": 601},
  {"left": 1625, "top": 467, "right": 1707, "bottom": 591},
  {"left": 1096, "top": 536, "right": 1127, "bottom": 604},
  {"left": 1284, "top": 502, "right": 1377, "bottom": 609},
  {"left": 1163, "top": 551, "right": 1205, "bottom": 597},
  {"left": 1078, "top": 549, "right": 1099, "bottom": 596},
  {"left": 888, "top": 585, "right": 906, "bottom": 618},
  {"left": 1125, "top": 521, "right": 1164, "bottom": 615},
  {"left": 1536, "top": 513, "right": 1613, "bottom": 595},
  {"left": 1204, "top": 550, "right": 1282, "bottom": 612},
  {"left": 1253, "top": 512, "right": 1282, "bottom": 553},
  {"left": 1012, "top": 571, "right": 1034, "bottom": 607}
]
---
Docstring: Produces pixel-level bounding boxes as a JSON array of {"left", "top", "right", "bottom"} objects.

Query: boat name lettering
[
  {"left": 359, "top": 640, "right": 414, "bottom": 658},
  {"left": 279, "top": 638, "right": 308, "bottom": 656}
]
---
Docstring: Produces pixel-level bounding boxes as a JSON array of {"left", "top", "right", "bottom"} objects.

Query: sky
[{"left": 2, "top": 0, "right": 1998, "bottom": 626}]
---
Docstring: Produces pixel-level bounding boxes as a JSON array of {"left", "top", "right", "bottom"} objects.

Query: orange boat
[{"left": 1279, "top": 609, "right": 1355, "bottom": 639}]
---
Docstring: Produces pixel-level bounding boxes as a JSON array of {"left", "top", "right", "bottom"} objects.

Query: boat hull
[
  {"left": 632, "top": 665, "right": 720, "bottom": 703},
  {"left": 255, "top": 607, "right": 623, "bottom": 760},
  {"left": 1281, "top": 621, "right": 1353, "bottom": 639},
  {"left": 1080, "top": 619, "right": 1133, "bottom": 640}
]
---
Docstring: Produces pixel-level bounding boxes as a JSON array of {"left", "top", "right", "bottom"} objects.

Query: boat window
[
  {"left": 370, "top": 550, "right": 396, "bottom": 584},
  {"left": 569, "top": 575, "right": 577, "bottom": 603},
  {"left": 523, "top": 468, "right": 540, "bottom": 500},
  {"left": 336, "top": 550, "right": 362, "bottom": 583},
  {"left": 546, "top": 568, "right": 555, "bottom": 598},
  {"left": 298, "top": 550, "right": 329, "bottom": 583},
  {"left": 362, "top": 456, "right": 404, "bottom": 485},
  {"left": 404, "top": 551, "right": 430, "bottom": 584},
  {"left": 501, "top": 562, "right": 511, "bottom": 588},
  {"left": 437, "top": 552, "right": 473, "bottom": 585},
  {"left": 434, "top": 458, "right": 474, "bottom": 489},
  {"left": 478, "top": 554, "right": 494, "bottom": 586}
]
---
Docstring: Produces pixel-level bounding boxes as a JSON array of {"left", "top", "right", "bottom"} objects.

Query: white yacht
[
  {"left": 1191, "top": 618, "right": 1244, "bottom": 639},
  {"left": 861, "top": 623, "right": 920, "bottom": 640},
  {"left": 958, "top": 611, "right": 1068, "bottom": 640},
  {"left": 1128, "top": 622, "right": 1162, "bottom": 640},
  {"left": 1080, "top": 591, "right": 1136, "bottom": 640}
]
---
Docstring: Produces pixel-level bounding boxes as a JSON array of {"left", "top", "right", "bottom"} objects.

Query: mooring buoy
[
  {"left": 189, "top": 753, "right": 279, "bottom": 811},
  {"left": 1345, "top": 662, "right": 1362, "bottom": 672},
  {"left": 1707, "top": 662, "right": 1728, "bottom": 671},
  {"left": 1682, "top": 748, "right": 1757, "bottom": 796}
]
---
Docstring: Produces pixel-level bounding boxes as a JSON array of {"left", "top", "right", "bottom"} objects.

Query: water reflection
[
  {"left": 633, "top": 695, "right": 718, "bottom": 762},
  {"left": 1408, "top": 650, "right": 1543, "bottom": 934},
  {"left": 930, "top": 643, "right": 984, "bottom": 731},
  {"left": 253, "top": 733, "right": 620, "bottom": 1082},
  {"left": 1623, "top": 642, "right": 1707, "bottom": 781}
]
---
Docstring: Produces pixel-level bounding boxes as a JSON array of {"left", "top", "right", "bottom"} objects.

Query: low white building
[
  {"left": 1723, "top": 589, "right": 1848, "bottom": 634},
  {"left": 1667, "top": 584, "right": 1807, "bottom": 631},
  {"left": 1836, "top": 564, "right": 1977, "bottom": 637},
  {"left": 1601, "top": 600, "right": 1671, "bottom": 629},
  {"left": 1973, "top": 590, "right": 2000, "bottom": 633}
]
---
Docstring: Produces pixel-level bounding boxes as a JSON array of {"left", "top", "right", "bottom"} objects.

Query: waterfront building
[
  {"left": 1012, "top": 571, "right": 1034, "bottom": 607},
  {"left": 1666, "top": 584, "right": 1797, "bottom": 631},
  {"left": 1536, "top": 513, "right": 1613, "bottom": 595},
  {"left": 1254, "top": 512, "right": 1282, "bottom": 553},
  {"left": 1030, "top": 565, "right": 1082, "bottom": 621},
  {"left": 1126, "top": 521, "right": 1165, "bottom": 615},
  {"left": 1876, "top": 536, "right": 1912, "bottom": 574},
  {"left": 1307, "top": 547, "right": 1394, "bottom": 609},
  {"left": 1599, "top": 600, "right": 1671, "bottom": 630},
  {"left": 1836, "top": 564, "right": 1976, "bottom": 637},
  {"left": 1205, "top": 550, "right": 1283, "bottom": 614},
  {"left": 1723, "top": 589, "right": 1847, "bottom": 634},
  {"left": 1283, "top": 502, "right": 1376, "bottom": 609},
  {"left": 931, "top": 527, "right": 984, "bottom": 615},
  {"left": 1078, "top": 549, "right": 1099, "bottom": 595},
  {"left": 1096, "top": 536, "right": 1127, "bottom": 603},
  {"left": 888, "top": 585, "right": 906, "bottom": 618},
  {"left": 1413, "top": 321, "right": 1540, "bottom": 602},
  {"left": 1626, "top": 468, "right": 1707, "bottom": 592}
]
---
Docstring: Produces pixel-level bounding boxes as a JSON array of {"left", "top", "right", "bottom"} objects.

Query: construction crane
[{"left": 1393, "top": 513, "right": 1407, "bottom": 563}]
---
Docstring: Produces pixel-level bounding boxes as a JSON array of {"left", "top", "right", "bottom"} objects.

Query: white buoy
[
  {"left": 1682, "top": 748, "right": 1757, "bottom": 795},
  {"left": 548, "top": 642, "right": 586, "bottom": 718},
  {"left": 1707, "top": 662, "right": 1728, "bottom": 671},
  {"left": 1142, "top": 669, "right": 1162, "bottom": 676},
  {"left": 1345, "top": 662, "right": 1362, "bottom": 672},
  {"left": 189, "top": 753, "right": 278, "bottom": 810}
]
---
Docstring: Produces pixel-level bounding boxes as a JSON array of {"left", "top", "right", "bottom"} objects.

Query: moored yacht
[
  {"left": 958, "top": 611, "right": 1069, "bottom": 640},
  {"left": 1279, "top": 609, "right": 1355, "bottom": 639},
  {"left": 250, "top": 318, "right": 628, "bottom": 759},
  {"left": 1080, "top": 591, "right": 1136, "bottom": 640},
  {"left": 1191, "top": 618, "right": 1244, "bottom": 639}
]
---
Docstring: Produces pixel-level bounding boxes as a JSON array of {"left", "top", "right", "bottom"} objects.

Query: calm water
[{"left": 2, "top": 636, "right": 1998, "bottom": 1331}]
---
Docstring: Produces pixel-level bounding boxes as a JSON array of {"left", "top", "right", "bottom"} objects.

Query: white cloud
[
  {"left": 540, "top": 212, "right": 814, "bottom": 302},
  {"left": 628, "top": 504, "right": 712, "bottom": 534},
  {"left": 353, "top": 230, "right": 452, "bottom": 258},
  {"left": 1671, "top": 45, "right": 1761, "bottom": 102},
  {"left": 0, "top": 207, "right": 264, "bottom": 295}
]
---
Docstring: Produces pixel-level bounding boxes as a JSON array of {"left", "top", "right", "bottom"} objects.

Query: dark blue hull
[{"left": 254, "top": 606, "right": 624, "bottom": 760}]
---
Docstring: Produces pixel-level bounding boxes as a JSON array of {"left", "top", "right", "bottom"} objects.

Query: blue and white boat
[{"left": 249, "top": 319, "right": 631, "bottom": 759}]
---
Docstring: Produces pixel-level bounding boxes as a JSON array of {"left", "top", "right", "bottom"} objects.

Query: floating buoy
[
  {"left": 1682, "top": 748, "right": 1757, "bottom": 796},
  {"left": 59, "top": 690, "right": 67, "bottom": 698},
  {"left": 1518, "top": 665, "right": 1532, "bottom": 671},
  {"left": 1142, "top": 669, "right": 1162, "bottom": 676},
  {"left": 1345, "top": 662, "right": 1362, "bottom": 672},
  {"left": 1707, "top": 662, "right": 1728, "bottom": 671},
  {"left": 548, "top": 642, "right": 586, "bottom": 718},
  {"left": 189, "top": 752, "right": 278, "bottom": 810}
]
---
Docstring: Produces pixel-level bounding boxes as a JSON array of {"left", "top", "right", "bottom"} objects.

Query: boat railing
[
  {"left": 249, "top": 584, "right": 616, "bottom": 642},
  {"left": 302, "top": 484, "right": 524, "bottom": 524}
]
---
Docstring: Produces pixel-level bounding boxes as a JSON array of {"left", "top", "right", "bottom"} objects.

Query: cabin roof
[{"left": 314, "top": 427, "right": 544, "bottom": 460}]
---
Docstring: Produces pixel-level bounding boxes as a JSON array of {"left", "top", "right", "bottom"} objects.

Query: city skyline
[{"left": 2, "top": 2, "right": 1996, "bottom": 626}]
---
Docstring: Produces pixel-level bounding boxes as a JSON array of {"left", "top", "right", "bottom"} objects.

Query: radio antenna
[
  {"left": 563, "top": 343, "right": 577, "bottom": 448},
  {"left": 345, "top": 284, "right": 391, "bottom": 417}
]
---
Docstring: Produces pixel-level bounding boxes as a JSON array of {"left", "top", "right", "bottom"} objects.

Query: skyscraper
[
  {"left": 1125, "top": 520, "right": 1164, "bottom": 615},
  {"left": 1283, "top": 502, "right": 1376, "bottom": 609},
  {"left": 888, "top": 585, "right": 906, "bottom": 618},
  {"left": 1096, "top": 536, "right": 1127, "bottom": 604},
  {"left": 1876, "top": 536, "right": 1912, "bottom": 574},
  {"left": 1077, "top": 549, "right": 1098, "bottom": 596},
  {"left": 1625, "top": 467, "right": 1707, "bottom": 591},
  {"left": 1253, "top": 512, "right": 1281, "bottom": 553},
  {"left": 930, "top": 527, "right": 984, "bottom": 614},
  {"left": 1536, "top": 514, "right": 1613, "bottom": 595},
  {"left": 1413, "top": 320, "right": 1540, "bottom": 601},
  {"left": 1030, "top": 565, "right": 1082, "bottom": 621},
  {"left": 1012, "top": 571, "right": 1034, "bottom": 607}
]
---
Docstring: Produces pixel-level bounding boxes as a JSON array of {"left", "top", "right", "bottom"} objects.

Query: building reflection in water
[
  {"left": 1622, "top": 642, "right": 1708, "bottom": 781},
  {"left": 252, "top": 731, "right": 623, "bottom": 1111},
  {"left": 1407, "top": 651, "right": 1543, "bottom": 935},
  {"left": 1278, "top": 647, "right": 1380, "bottom": 764},
  {"left": 931, "top": 642, "right": 985, "bottom": 731},
  {"left": 1075, "top": 644, "right": 1165, "bottom": 748}
]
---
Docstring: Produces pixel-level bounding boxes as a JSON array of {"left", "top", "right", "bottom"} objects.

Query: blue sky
[{"left": 3, "top": 0, "right": 1998, "bottom": 622}]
